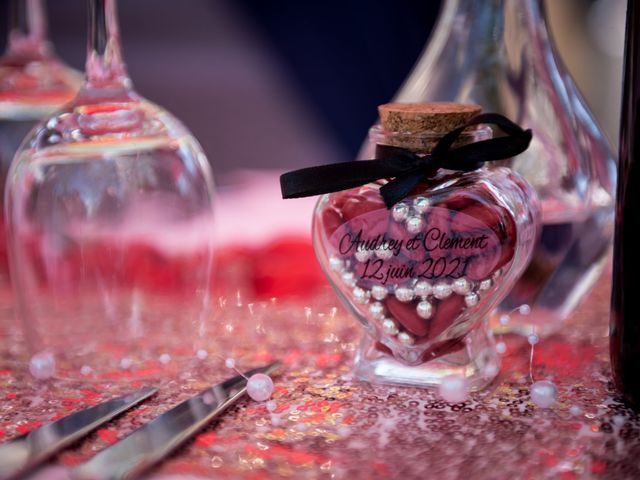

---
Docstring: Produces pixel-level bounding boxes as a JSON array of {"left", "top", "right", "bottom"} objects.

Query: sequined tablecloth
[{"left": 0, "top": 269, "right": 638, "bottom": 480}]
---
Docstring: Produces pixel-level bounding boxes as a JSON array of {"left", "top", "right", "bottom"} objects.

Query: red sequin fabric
[{"left": 0, "top": 259, "right": 637, "bottom": 479}]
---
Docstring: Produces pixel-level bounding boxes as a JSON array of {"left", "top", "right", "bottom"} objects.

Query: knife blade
[
  {"left": 72, "top": 362, "right": 281, "bottom": 480},
  {"left": 0, "top": 387, "right": 157, "bottom": 480}
]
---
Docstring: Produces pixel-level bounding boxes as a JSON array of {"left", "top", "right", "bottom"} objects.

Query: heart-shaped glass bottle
[{"left": 312, "top": 104, "right": 540, "bottom": 389}]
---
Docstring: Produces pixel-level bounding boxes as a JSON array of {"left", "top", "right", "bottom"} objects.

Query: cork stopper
[
  {"left": 375, "top": 102, "right": 482, "bottom": 153},
  {"left": 378, "top": 102, "right": 482, "bottom": 134}
]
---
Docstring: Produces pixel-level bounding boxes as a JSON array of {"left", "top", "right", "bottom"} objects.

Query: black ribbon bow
[{"left": 280, "top": 113, "right": 532, "bottom": 208}]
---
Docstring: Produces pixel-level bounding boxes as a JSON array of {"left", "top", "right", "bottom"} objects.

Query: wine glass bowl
[{"left": 6, "top": 0, "right": 216, "bottom": 379}]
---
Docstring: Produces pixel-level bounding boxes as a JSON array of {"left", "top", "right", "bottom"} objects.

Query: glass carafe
[
  {"left": 359, "top": 0, "right": 616, "bottom": 336},
  {"left": 6, "top": 0, "right": 216, "bottom": 379}
]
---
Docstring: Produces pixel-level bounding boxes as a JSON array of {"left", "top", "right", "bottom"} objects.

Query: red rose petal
[
  {"left": 321, "top": 207, "right": 344, "bottom": 238},
  {"left": 386, "top": 296, "right": 429, "bottom": 337}
]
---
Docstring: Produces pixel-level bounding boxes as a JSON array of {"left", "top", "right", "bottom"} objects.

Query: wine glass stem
[
  {"left": 86, "top": 0, "right": 129, "bottom": 90},
  {"left": 7, "top": 0, "right": 48, "bottom": 56}
]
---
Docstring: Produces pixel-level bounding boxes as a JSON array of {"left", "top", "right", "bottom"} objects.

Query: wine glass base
[{"left": 353, "top": 323, "right": 500, "bottom": 390}]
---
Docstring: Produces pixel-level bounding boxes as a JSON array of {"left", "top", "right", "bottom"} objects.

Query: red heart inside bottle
[{"left": 313, "top": 167, "right": 537, "bottom": 366}]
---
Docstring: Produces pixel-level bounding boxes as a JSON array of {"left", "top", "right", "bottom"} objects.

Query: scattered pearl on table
[
  {"left": 569, "top": 405, "right": 583, "bottom": 416},
  {"left": 29, "top": 352, "right": 56, "bottom": 380},
  {"left": 433, "top": 282, "right": 452, "bottom": 299},
  {"left": 196, "top": 349, "right": 208, "bottom": 360},
  {"left": 369, "top": 302, "right": 385, "bottom": 319},
  {"left": 80, "top": 365, "right": 93, "bottom": 376},
  {"left": 530, "top": 380, "right": 558, "bottom": 408},
  {"left": 416, "top": 300, "right": 433, "bottom": 319},
  {"left": 159, "top": 353, "right": 171, "bottom": 364},
  {"left": 398, "top": 331, "right": 415, "bottom": 345},
  {"left": 392, "top": 203, "right": 409, "bottom": 222},
  {"left": 120, "top": 357, "right": 133, "bottom": 370},
  {"left": 413, "top": 196, "right": 430, "bottom": 213},
  {"left": 395, "top": 287, "right": 415, "bottom": 302},
  {"left": 479, "top": 279, "right": 492, "bottom": 291},
  {"left": 414, "top": 281, "right": 432, "bottom": 297},
  {"left": 464, "top": 292, "right": 479, "bottom": 307},
  {"left": 496, "top": 342, "right": 507, "bottom": 354},
  {"left": 382, "top": 318, "right": 399, "bottom": 335},
  {"left": 406, "top": 216, "right": 423, "bottom": 234},
  {"left": 452, "top": 278, "right": 471, "bottom": 295},
  {"left": 438, "top": 374, "right": 470, "bottom": 403},
  {"left": 371, "top": 285, "right": 388, "bottom": 301},
  {"left": 247, "top": 373, "right": 274, "bottom": 402}
]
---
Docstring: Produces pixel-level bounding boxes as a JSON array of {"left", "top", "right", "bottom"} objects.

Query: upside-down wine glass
[{"left": 6, "top": 0, "right": 216, "bottom": 379}]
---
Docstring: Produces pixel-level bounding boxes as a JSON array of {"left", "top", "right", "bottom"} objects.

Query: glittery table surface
[{"left": 1, "top": 266, "right": 638, "bottom": 480}]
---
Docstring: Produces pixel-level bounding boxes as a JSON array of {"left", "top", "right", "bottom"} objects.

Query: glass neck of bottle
[
  {"left": 84, "top": 0, "right": 131, "bottom": 92},
  {"left": 6, "top": 0, "right": 50, "bottom": 58}
]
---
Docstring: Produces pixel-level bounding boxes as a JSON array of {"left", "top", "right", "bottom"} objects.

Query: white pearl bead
[
  {"left": 496, "top": 342, "right": 507, "bottom": 354},
  {"left": 414, "top": 281, "right": 432, "bottom": 297},
  {"left": 29, "top": 352, "right": 56, "bottom": 380},
  {"left": 438, "top": 374, "right": 470, "bottom": 403},
  {"left": 527, "top": 334, "right": 539, "bottom": 345},
  {"left": 392, "top": 203, "right": 409, "bottom": 222},
  {"left": 452, "top": 278, "right": 471, "bottom": 295},
  {"left": 499, "top": 315, "right": 510, "bottom": 326},
  {"left": 355, "top": 247, "right": 373, "bottom": 262},
  {"left": 329, "top": 256, "right": 344, "bottom": 272},
  {"left": 433, "top": 282, "right": 452, "bottom": 299},
  {"left": 341, "top": 271, "right": 356, "bottom": 287},
  {"left": 353, "top": 287, "right": 370, "bottom": 304},
  {"left": 479, "top": 279, "right": 492, "bottom": 291},
  {"left": 569, "top": 405, "right": 582, "bottom": 416},
  {"left": 371, "top": 285, "right": 388, "bottom": 301},
  {"left": 381, "top": 318, "right": 399, "bottom": 335},
  {"left": 120, "top": 357, "right": 133, "bottom": 370},
  {"left": 464, "top": 292, "right": 479, "bottom": 307},
  {"left": 395, "top": 287, "right": 415, "bottom": 302},
  {"left": 80, "top": 365, "right": 93, "bottom": 376},
  {"left": 519, "top": 304, "right": 531, "bottom": 315},
  {"left": 247, "top": 373, "right": 274, "bottom": 402},
  {"left": 369, "top": 302, "right": 385, "bottom": 319},
  {"left": 530, "top": 380, "right": 558, "bottom": 409},
  {"left": 196, "top": 349, "right": 208, "bottom": 360},
  {"left": 375, "top": 247, "right": 393, "bottom": 260},
  {"left": 413, "top": 196, "right": 430, "bottom": 214},
  {"left": 159, "top": 353, "right": 171, "bottom": 364},
  {"left": 397, "top": 331, "right": 415, "bottom": 345},
  {"left": 406, "top": 216, "right": 423, "bottom": 234},
  {"left": 225, "top": 357, "right": 236, "bottom": 369},
  {"left": 416, "top": 300, "right": 433, "bottom": 319}
]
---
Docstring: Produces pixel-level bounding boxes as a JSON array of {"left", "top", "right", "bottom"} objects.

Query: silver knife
[
  {"left": 0, "top": 387, "right": 157, "bottom": 480},
  {"left": 72, "top": 362, "right": 281, "bottom": 480}
]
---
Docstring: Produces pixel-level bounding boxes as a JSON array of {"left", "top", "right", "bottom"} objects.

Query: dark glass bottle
[{"left": 611, "top": 0, "right": 640, "bottom": 408}]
